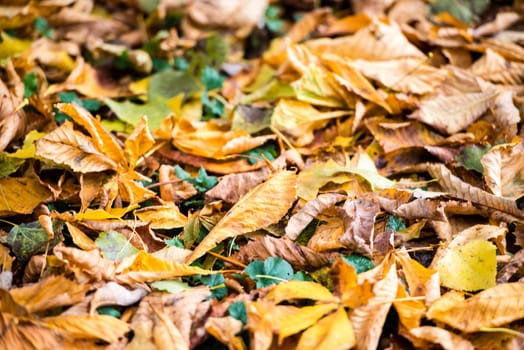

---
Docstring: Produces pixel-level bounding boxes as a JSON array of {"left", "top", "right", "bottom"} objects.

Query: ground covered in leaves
[{"left": 1, "top": 0, "right": 524, "bottom": 349}]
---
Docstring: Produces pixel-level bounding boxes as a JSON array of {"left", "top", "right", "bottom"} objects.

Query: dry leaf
[
  {"left": 339, "top": 198, "right": 380, "bottom": 257},
  {"left": 427, "top": 283, "right": 524, "bottom": 332},
  {"left": 186, "top": 171, "right": 297, "bottom": 264},
  {"left": 410, "top": 326, "right": 474, "bottom": 350}
]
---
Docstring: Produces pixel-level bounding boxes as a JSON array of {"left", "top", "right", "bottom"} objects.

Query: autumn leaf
[{"left": 186, "top": 170, "right": 297, "bottom": 264}]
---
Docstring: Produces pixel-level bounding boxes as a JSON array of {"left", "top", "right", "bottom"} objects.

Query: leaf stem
[
  {"left": 255, "top": 274, "right": 288, "bottom": 282},
  {"left": 479, "top": 327, "right": 524, "bottom": 338}
]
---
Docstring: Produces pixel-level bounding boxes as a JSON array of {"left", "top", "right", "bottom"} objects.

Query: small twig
[{"left": 207, "top": 251, "right": 247, "bottom": 269}]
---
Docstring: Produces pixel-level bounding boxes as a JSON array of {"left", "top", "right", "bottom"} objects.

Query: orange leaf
[
  {"left": 43, "top": 314, "right": 130, "bottom": 343},
  {"left": 0, "top": 177, "right": 52, "bottom": 216},
  {"left": 186, "top": 170, "right": 297, "bottom": 264}
]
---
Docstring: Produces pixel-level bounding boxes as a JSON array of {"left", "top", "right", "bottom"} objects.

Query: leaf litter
[{"left": 1, "top": 0, "right": 524, "bottom": 349}]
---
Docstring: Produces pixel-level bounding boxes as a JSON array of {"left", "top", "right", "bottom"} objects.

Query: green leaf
[
  {"left": 201, "top": 91, "right": 225, "bottom": 120},
  {"left": 96, "top": 306, "right": 121, "bottom": 318},
  {"left": 34, "top": 16, "right": 53, "bottom": 38},
  {"left": 243, "top": 143, "right": 277, "bottom": 165},
  {"left": 201, "top": 66, "right": 225, "bottom": 91},
  {"left": 204, "top": 34, "right": 229, "bottom": 69},
  {"left": 174, "top": 165, "right": 217, "bottom": 192},
  {"left": 455, "top": 145, "right": 490, "bottom": 173},
  {"left": 6, "top": 220, "right": 63, "bottom": 261},
  {"left": 0, "top": 153, "right": 25, "bottom": 177},
  {"left": 104, "top": 96, "right": 172, "bottom": 130},
  {"left": 95, "top": 230, "right": 139, "bottom": 262},
  {"left": 165, "top": 236, "right": 184, "bottom": 248},
  {"left": 292, "top": 271, "right": 313, "bottom": 281},
  {"left": 228, "top": 301, "right": 248, "bottom": 325},
  {"left": 245, "top": 257, "right": 294, "bottom": 288},
  {"left": 342, "top": 254, "right": 374, "bottom": 274},
  {"left": 150, "top": 280, "right": 190, "bottom": 293},
  {"left": 429, "top": 0, "right": 490, "bottom": 23},
  {"left": 149, "top": 70, "right": 201, "bottom": 99},
  {"left": 386, "top": 215, "right": 406, "bottom": 233},
  {"left": 200, "top": 274, "right": 227, "bottom": 299},
  {"left": 23, "top": 72, "right": 38, "bottom": 98},
  {"left": 58, "top": 92, "right": 100, "bottom": 111}
]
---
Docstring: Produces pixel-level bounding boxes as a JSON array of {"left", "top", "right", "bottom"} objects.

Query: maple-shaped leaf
[{"left": 186, "top": 170, "right": 297, "bottom": 264}]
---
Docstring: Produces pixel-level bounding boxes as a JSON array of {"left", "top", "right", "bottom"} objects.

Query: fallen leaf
[
  {"left": 410, "top": 326, "right": 474, "bottom": 350},
  {"left": 186, "top": 171, "right": 297, "bottom": 264},
  {"left": 427, "top": 283, "right": 524, "bottom": 332}
]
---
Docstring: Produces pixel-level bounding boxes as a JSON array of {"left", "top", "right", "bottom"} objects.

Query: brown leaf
[
  {"left": 135, "top": 203, "right": 188, "bottom": 229},
  {"left": 409, "top": 91, "right": 499, "bottom": 135},
  {"left": 235, "top": 236, "right": 337, "bottom": 271},
  {"left": 205, "top": 167, "right": 270, "bottom": 204},
  {"left": 285, "top": 193, "right": 346, "bottom": 240},
  {"left": 481, "top": 142, "right": 524, "bottom": 200},
  {"left": 53, "top": 246, "right": 116, "bottom": 281},
  {"left": 427, "top": 283, "right": 524, "bottom": 332},
  {"left": 186, "top": 171, "right": 297, "bottom": 264},
  {"left": 427, "top": 163, "right": 523, "bottom": 218},
  {"left": 339, "top": 198, "right": 380, "bottom": 257},
  {"left": 0, "top": 61, "right": 25, "bottom": 152},
  {"left": 410, "top": 326, "right": 474, "bottom": 350},
  {"left": 89, "top": 282, "right": 148, "bottom": 314},
  {"left": 205, "top": 316, "right": 245, "bottom": 350},
  {"left": 350, "top": 258, "right": 398, "bottom": 350},
  {"left": 0, "top": 313, "right": 65, "bottom": 350}
]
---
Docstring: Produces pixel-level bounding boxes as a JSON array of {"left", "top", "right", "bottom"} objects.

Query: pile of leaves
[{"left": 1, "top": 0, "right": 524, "bottom": 349}]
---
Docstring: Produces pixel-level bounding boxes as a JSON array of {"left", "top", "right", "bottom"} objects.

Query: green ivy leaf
[
  {"left": 23, "top": 72, "right": 38, "bottom": 98},
  {"left": 164, "top": 236, "right": 184, "bottom": 248},
  {"left": 201, "top": 66, "right": 225, "bottom": 91},
  {"left": 96, "top": 306, "right": 121, "bottom": 318},
  {"left": 386, "top": 215, "right": 406, "bottom": 233},
  {"left": 455, "top": 145, "right": 490, "bottom": 173},
  {"left": 6, "top": 220, "right": 63, "bottom": 261},
  {"left": 342, "top": 254, "right": 374, "bottom": 274},
  {"left": 201, "top": 274, "right": 227, "bottom": 299},
  {"left": 34, "top": 16, "right": 53, "bottom": 38},
  {"left": 95, "top": 230, "right": 139, "bottom": 261},
  {"left": 243, "top": 143, "right": 277, "bottom": 165},
  {"left": 174, "top": 165, "right": 217, "bottom": 192},
  {"left": 228, "top": 301, "right": 248, "bottom": 325},
  {"left": 245, "top": 257, "right": 294, "bottom": 288},
  {"left": 201, "top": 91, "right": 225, "bottom": 120}
]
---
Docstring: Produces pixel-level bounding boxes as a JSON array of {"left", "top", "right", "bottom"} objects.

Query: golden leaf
[
  {"left": 43, "top": 314, "right": 130, "bottom": 343},
  {"left": 265, "top": 281, "right": 337, "bottom": 304},
  {"left": 350, "top": 259, "right": 398, "bottom": 350},
  {"left": 427, "top": 283, "right": 524, "bottom": 332},
  {"left": 274, "top": 303, "right": 339, "bottom": 341},
  {"left": 186, "top": 171, "right": 297, "bottom": 264},
  {"left": 296, "top": 307, "right": 355, "bottom": 350},
  {"left": 35, "top": 121, "right": 118, "bottom": 172},
  {"left": 135, "top": 203, "right": 188, "bottom": 229},
  {"left": 9, "top": 275, "right": 89, "bottom": 313},
  {"left": 0, "top": 177, "right": 52, "bottom": 216}
]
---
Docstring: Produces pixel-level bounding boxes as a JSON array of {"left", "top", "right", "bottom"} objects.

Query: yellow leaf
[
  {"left": 7, "top": 130, "right": 46, "bottom": 159},
  {"left": 186, "top": 171, "right": 297, "bottom": 264},
  {"left": 135, "top": 203, "right": 188, "bottom": 229},
  {"left": 0, "top": 32, "right": 31, "bottom": 59},
  {"left": 436, "top": 240, "right": 496, "bottom": 291},
  {"left": 427, "top": 283, "right": 524, "bottom": 332},
  {"left": 297, "top": 307, "right": 355, "bottom": 350},
  {"left": 124, "top": 115, "right": 155, "bottom": 169},
  {"left": 43, "top": 314, "right": 130, "bottom": 343},
  {"left": 57, "top": 103, "right": 125, "bottom": 165},
  {"left": 9, "top": 275, "right": 89, "bottom": 313},
  {"left": 265, "top": 281, "right": 337, "bottom": 304},
  {"left": 271, "top": 99, "right": 350, "bottom": 147},
  {"left": 0, "top": 177, "right": 52, "bottom": 216},
  {"left": 65, "top": 223, "right": 96, "bottom": 251},
  {"left": 74, "top": 206, "right": 137, "bottom": 221},
  {"left": 35, "top": 122, "right": 117, "bottom": 172},
  {"left": 275, "top": 303, "right": 338, "bottom": 341}
]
